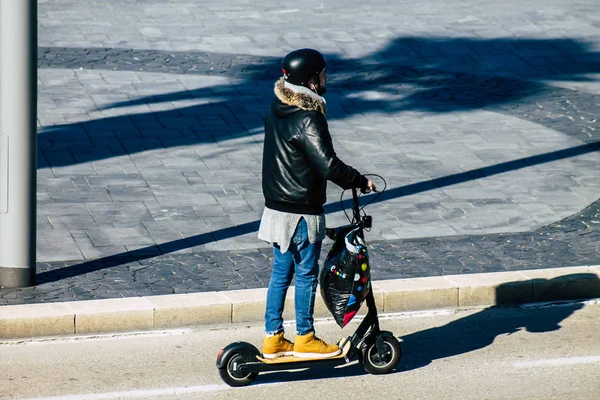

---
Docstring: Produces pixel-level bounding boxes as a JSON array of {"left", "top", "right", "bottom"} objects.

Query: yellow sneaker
[
  {"left": 262, "top": 332, "right": 294, "bottom": 359},
  {"left": 293, "top": 332, "right": 341, "bottom": 359}
]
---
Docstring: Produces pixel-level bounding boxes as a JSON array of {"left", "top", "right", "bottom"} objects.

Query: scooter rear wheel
[
  {"left": 362, "top": 334, "right": 402, "bottom": 375},
  {"left": 218, "top": 351, "right": 259, "bottom": 387}
]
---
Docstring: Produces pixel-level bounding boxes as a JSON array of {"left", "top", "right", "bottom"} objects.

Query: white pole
[{"left": 0, "top": 0, "right": 38, "bottom": 288}]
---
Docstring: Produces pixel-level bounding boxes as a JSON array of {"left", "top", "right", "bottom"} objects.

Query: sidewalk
[
  {"left": 2, "top": 196, "right": 600, "bottom": 305},
  {"left": 2, "top": 0, "right": 600, "bottom": 337}
]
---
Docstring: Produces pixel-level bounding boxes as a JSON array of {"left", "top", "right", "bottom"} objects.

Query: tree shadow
[
  {"left": 38, "top": 36, "right": 600, "bottom": 168},
  {"left": 399, "top": 273, "right": 600, "bottom": 372},
  {"left": 34, "top": 36, "right": 600, "bottom": 280}
]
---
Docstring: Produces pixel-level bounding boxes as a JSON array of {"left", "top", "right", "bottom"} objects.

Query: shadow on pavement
[
  {"left": 35, "top": 138, "right": 600, "bottom": 283},
  {"left": 34, "top": 36, "right": 600, "bottom": 280},
  {"left": 238, "top": 274, "right": 599, "bottom": 384},
  {"left": 39, "top": 36, "right": 600, "bottom": 168},
  {"left": 253, "top": 362, "right": 366, "bottom": 385},
  {"left": 399, "top": 273, "right": 599, "bottom": 372}
]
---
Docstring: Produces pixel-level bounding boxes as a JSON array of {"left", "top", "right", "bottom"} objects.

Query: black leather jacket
[{"left": 262, "top": 80, "right": 367, "bottom": 215}]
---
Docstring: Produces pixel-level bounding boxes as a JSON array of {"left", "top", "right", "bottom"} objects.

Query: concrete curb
[{"left": 1, "top": 265, "right": 599, "bottom": 340}]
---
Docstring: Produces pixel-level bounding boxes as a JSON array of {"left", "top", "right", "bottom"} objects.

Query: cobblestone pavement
[
  {"left": 2, "top": 196, "right": 599, "bottom": 305},
  {"left": 2, "top": 0, "right": 600, "bottom": 303}
]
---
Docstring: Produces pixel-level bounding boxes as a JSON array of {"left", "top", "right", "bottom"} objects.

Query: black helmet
[{"left": 281, "top": 48, "right": 326, "bottom": 87}]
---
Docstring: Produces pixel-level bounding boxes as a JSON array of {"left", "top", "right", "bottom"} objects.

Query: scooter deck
[{"left": 256, "top": 338, "right": 351, "bottom": 364}]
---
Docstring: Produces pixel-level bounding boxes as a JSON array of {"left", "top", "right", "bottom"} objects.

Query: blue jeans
[{"left": 265, "top": 218, "right": 322, "bottom": 336}]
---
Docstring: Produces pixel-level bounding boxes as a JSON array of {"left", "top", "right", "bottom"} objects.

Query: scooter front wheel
[
  {"left": 218, "top": 351, "right": 259, "bottom": 387},
  {"left": 362, "top": 334, "right": 402, "bottom": 375}
]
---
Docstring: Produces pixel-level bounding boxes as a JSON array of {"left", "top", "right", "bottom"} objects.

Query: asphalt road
[{"left": 2, "top": 300, "right": 599, "bottom": 400}]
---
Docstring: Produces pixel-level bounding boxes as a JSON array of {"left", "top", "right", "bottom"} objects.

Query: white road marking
[
  {"left": 378, "top": 309, "right": 459, "bottom": 320},
  {"left": 0, "top": 329, "right": 194, "bottom": 347},
  {"left": 520, "top": 298, "right": 600, "bottom": 309},
  {"left": 514, "top": 356, "right": 600, "bottom": 368},
  {"left": 17, "top": 384, "right": 231, "bottom": 400},
  {"left": 269, "top": 9, "right": 299, "bottom": 14}
]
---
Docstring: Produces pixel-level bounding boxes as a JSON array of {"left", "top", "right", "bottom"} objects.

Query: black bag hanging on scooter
[{"left": 319, "top": 226, "right": 371, "bottom": 328}]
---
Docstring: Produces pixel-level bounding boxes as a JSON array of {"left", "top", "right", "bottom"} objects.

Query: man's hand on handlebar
[{"left": 362, "top": 179, "right": 377, "bottom": 194}]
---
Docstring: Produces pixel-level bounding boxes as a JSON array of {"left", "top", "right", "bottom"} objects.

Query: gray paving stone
[
  {"left": 216, "top": 198, "right": 255, "bottom": 213},
  {"left": 199, "top": 240, "right": 240, "bottom": 252},
  {"left": 86, "top": 227, "right": 155, "bottom": 247},
  {"left": 85, "top": 202, "right": 153, "bottom": 222},
  {"left": 37, "top": 231, "right": 84, "bottom": 262},
  {"left": 148, "top": 207, "right": 196, "bottom": 221},
  {"left": 107, "top": 187, "right": 157, "bottom": 202},
  {"left": 37, "top": 177, "right": 75, "bottom": 191},
  {"left": 47, "top": 188, "right": 112, "bottom": 203},
  {"left": 190, "top": 204, "right": 228, "bottom": 217},
  {"left": 78, "top": 243, "right": 130, "bottom": 260},
  {"left": 154, "top": 193, "right": 217, "bottom": 208},
  {"left": 532, "top": 190, "right": 590, "bottom": 207},
  {"left": 85, "top": 174, "right": 147, "bottom": 188},
  {"left": 392, "top": 224, "right": 459, "bottom": 239},
  {"left": 149, "top": 182, "right": 197, "bottom": 196},
  {"left": 37, "top": 216, "right": 54, "bottom": 231},
  {"left": 37, "top": 203, "right": 91, "bottom": 217},
  {"left": 201, "top": 216, "right": 236, "bottom": 233},
  {"left": 47, "top": 214, "right": 98, "bottom": 230}
]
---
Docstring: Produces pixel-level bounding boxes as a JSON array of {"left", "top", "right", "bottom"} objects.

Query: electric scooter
[{"left": 216, "top": 183, "right": 402, "bottom": 387}]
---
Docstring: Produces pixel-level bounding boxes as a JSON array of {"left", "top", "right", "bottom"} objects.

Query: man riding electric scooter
[{"left": 258, "top": 48, "right": 376, "bottom": 359}]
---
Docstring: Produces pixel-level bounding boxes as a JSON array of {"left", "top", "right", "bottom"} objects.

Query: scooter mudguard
[{"left": 216, "top": 341, "right": 259, "bottom": 368}]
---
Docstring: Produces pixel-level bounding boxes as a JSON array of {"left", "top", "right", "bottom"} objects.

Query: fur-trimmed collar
[{"left": 274, "top": 77, "right": 327, "bottom": 115}]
